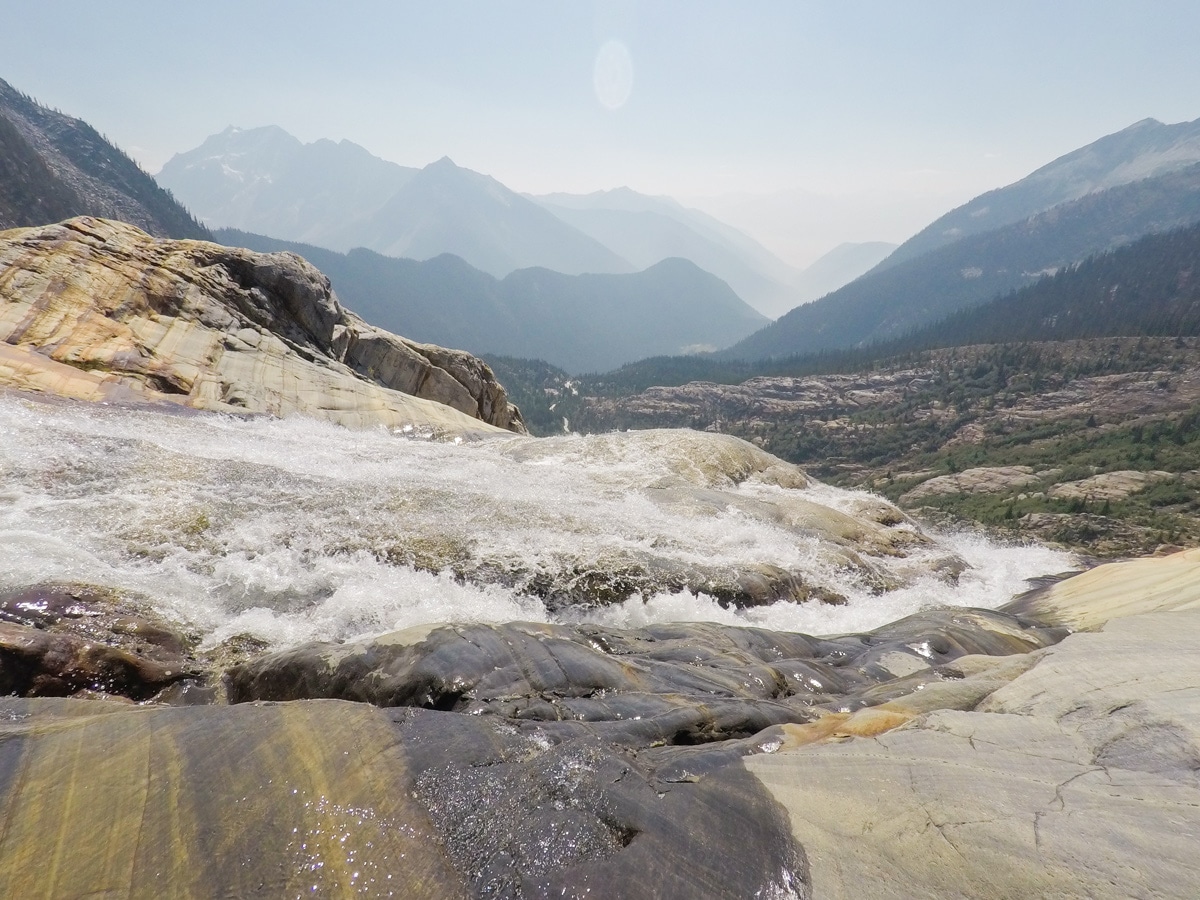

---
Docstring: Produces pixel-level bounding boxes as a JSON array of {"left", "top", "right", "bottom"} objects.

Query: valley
[
  {"left": 564, "top": 338, "right": 1200, "bottom": 557},
  {"left": 3, "top": 27, "right": 1200, "bottom": 896}
]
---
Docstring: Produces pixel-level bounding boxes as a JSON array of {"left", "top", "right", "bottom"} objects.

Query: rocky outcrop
[
  {"left": 744, "top": 547, "right": 1200, "bottom": 899},
  {"left": 3, "top": 551, "right": 1200, "bottom": 895},
  {"left": 1048, "top": 468, "right": 1174, "bottom": 501},
  {"left": 899, "top": 465, "right": 1046, "bottom": 502},
  {"left": 0, "top": 217, "right": 524, "bottom": 433}
]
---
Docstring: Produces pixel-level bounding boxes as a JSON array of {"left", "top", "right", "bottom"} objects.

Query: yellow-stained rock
[
  {"left": 0, "top": 698, "right": 465, "bottom": 898},
  {"left": 1003, "top": 546, "right": 1200, "bottom": 630},
  {"left": 0, "top": 217, "right": 523, "bottom": 435}
]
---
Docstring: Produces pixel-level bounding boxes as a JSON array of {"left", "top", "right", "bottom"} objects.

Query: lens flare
[{"left": 593, "top": 40, "right": 634, "bottom": 110}]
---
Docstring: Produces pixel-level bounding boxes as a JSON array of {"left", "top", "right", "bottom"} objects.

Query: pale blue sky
[{"left": 5, "top": 1, "right": 1199, "bottom": 263}]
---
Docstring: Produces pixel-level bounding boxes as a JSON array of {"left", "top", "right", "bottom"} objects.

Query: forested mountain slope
[
  {"left": 724, "top": 162, "right": 1200, "bottom": 361},
  {"left": 0, "top": 77, "right": 208, "bottom": 238},
  {"left": 217, "top": 229, "right": 767, "bottom": 373}
]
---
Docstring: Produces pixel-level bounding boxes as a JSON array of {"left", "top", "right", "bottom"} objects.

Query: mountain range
[
  {"left": 216, "top": 228, "right": 767, "bottom": 373},
  {"left": 10, "top": 74, "right": 1200, "bottom": 383},
  {"left": 159, "top": 126, "right": 892, "bottom": 319},
  {"left": 530, "top": 187, "right": 808, "bottom": 317},
  {"left": 0, "top": 77, "right": 207, "bottom": 238},
  {"left": 725, "top": 117, "right": 1200, "bottom": 361},
  {"left": 158, "top": 132, "right": 629, "bottom": 278},
  {"left": 0, "top": 80, "right": 769, "bottom": 374},
  {"left": 878, "top": 116, "right": 1200, "bottom": 272}
]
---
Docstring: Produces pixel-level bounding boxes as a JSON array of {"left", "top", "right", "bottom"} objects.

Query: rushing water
[{"left": 0, "top": 395, "right": 1073, "bottom": 649}]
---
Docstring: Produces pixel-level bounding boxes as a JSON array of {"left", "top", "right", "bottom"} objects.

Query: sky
[{"left": 5, "top": 0, "right": 1200, "bottom": 267}]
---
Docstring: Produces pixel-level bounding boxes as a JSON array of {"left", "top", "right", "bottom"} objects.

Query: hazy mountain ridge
[
  {"left": 163, "top": 128, "right": 878, "bottom": 318},
  {"left": 160, "top": 128, "right": 632, "bottom": 278},
  {"left": 788, "top": 241, "right": 897, "bottom": 303},
  {"left": 533, "top": 186, "right": 817, "bottom": 317},
  {"left": 352, "top": 158, "right": 633, "bottom": 276},
  {"left": 156, "top": 125, "right": 417, "bottom": 248},
  {"left": 724, "top": 161, "right": 1200, "bottom": 361},
  {"left": 216, "top": 228, "right": 767, "bottom": 373},
  {"left": 532, "top": 191, "right": 899, "bottom": 318},
  {"left": 879, "top": 116, "right": 1200, "bottom": 271},
  {"left": 0, "top": 77, "right": 208, "bottom": 238}
]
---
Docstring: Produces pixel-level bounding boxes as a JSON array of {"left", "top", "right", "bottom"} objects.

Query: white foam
[{"left": 0, "top": 397, "right": 1075, "bottom": 647}]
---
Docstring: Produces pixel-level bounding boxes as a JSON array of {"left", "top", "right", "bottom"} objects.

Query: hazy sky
[{"left": 6, "top": 1, "right": 1200, "bottom": 265}]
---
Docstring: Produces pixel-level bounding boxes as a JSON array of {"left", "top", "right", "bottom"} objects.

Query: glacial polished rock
[
  {"left": 745, "top": 549, "right": 1200, "bottom": 900},
  {"left": 1047, "top": 468, "right": 1174, "bottom": 501},
  {"left": 225, "top": 609, "right": 1066, "bottom": 739},
  {"left": 1001, "top": 545, "right": 1200, "bottom": 630},
  {"left": 0, "top": 697, "right": 806, "bottom": 899},
  {"left": 0, "top": 217, "right": 523, "bottom": 433},
  {"left": 899, "top": 465, "right": 1045, "bottom": 503},
  {"left": 4, "top": 552, "right": 1200, "bottom": 896}
]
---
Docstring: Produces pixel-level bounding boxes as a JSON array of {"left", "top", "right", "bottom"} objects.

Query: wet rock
[
  {"left": 225, "top": 610, "right": 1065, "bottom": 740},
  {"left": 0, "top": 583, "right": 201, "bottom": 700},
  {"left": 743, "top": 549, "right": 1200, "bottom": 899},
  {"left": 474, "top": 428, "right": 964, "bottom": 608},
  {"left": 747, "top": 605, "right": 1200, "bottom": 900},
  {"left": 5, "top": 553, "right": 1197, "bottom": 897},
  {"left": 0, "top": 696, "right": 807, "bottom": 899}
]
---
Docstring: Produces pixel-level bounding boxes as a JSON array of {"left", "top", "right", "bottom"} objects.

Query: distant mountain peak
[{"left": 875, "top": 113, "right": 1200, "bottom": 272}]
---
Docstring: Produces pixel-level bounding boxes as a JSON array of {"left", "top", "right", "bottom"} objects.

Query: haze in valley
[{"left": 7, "top": 0, "right": 1200, "bottom": 268}]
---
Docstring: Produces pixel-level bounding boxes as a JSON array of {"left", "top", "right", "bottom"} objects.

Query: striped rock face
[
  {"left": 0, "top": 698, "right": 805, "bottom": 898},
  {"left": 0, "top": 217, "right": 524, "bottom": 435}
]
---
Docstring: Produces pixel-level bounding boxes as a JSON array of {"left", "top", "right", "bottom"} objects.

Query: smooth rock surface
[
  {"left": 226, "top": 609, "right": 1066, "bottom": 741},
  {"left": 0, "top": 217, "right": 523, "bottom": 434},
  {"left": 1047, "top": 468, "right": 1174, "bottom": 501},
  {"left": 899, "top": 465, "right": 1045, "bottom": 503},
  {"left": 4, "top": 552, "right": 1200, "bottom": 897},
  {"left": 1002, "top": 545, "right": 1200, "bottom": 630},
  {"left": 0, "top": 697, "right": 806, "bottom": 899},
  {"left": 0, "top": 699, "right": 467, "bottom": 898},
  {"left": 746, "top": 551, "right": 1200, "bottom": 899}
]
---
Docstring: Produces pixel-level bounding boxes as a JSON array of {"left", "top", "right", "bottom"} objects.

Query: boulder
[
  {"left": 0, "top": 583, "right": 203, "bottom": 701},
  {"left": 0, "top": 217, "right": 524, "bottom": 434},
  {"left": 899, "top": 465, "right": 1044, "bottom": 503}
]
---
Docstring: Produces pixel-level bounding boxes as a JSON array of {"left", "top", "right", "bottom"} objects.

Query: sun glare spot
[{"left": 593, "top": 39, "right": 634, "bottom": 110}]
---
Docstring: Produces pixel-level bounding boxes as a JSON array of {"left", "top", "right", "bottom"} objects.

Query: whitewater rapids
[{"left": 0, "top": 395, "right": 1072, "bottom": 649}]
